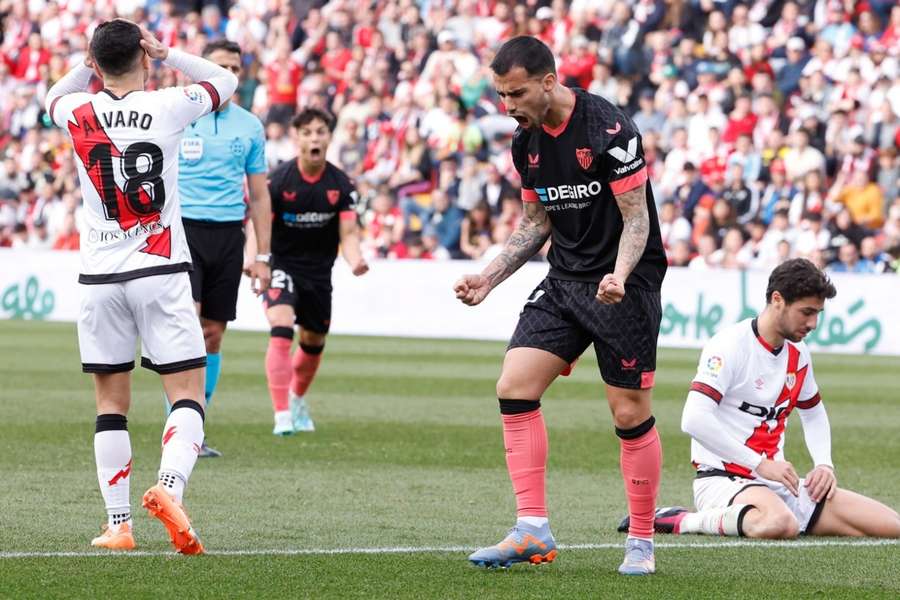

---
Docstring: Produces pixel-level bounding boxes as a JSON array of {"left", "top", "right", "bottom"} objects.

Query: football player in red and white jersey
[
  {"left": 44, "top": 19, "right": 238, "bottom": 553},
  {"left": 618, "top": 259, "right": 899, "bottom": 539}
]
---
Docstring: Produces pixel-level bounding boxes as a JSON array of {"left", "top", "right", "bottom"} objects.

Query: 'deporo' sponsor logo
[
  {"left": 282, "top": 211, "right": 336, "bottom": 227},
  {"left": 535, "top": 181, "right": 602, "bottom": 203}
]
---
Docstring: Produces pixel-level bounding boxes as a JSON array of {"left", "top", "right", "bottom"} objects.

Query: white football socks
[
  {"left": 94, "top": 415, "right": 132, "bottom": 527},
  {"left": 158, "top": 401, "right": 205, "bottom": 504},
  {"left": 679, "top": 504, "right": 751, "bottom": 536},
  {"left": 518, "top": 516, "right": 549, "bottom": 528}
]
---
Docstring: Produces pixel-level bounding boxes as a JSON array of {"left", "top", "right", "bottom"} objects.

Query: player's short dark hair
[
  {"left": 203, "top": 39, "right": 242, "bottom": 58},
  {"left": 766, "top": 258, "right": 837, "bottom": 304},
  {"left": 292, "top": 108, "right": 335, "bottom": 131},
  {"left": 490, "top": 36, "right": 556, "bottom": 77},
  {"left": 90, "top": 20, "right": 143, "bottom": 77}
]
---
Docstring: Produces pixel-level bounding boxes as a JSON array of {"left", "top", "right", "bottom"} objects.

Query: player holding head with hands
[
  {"left": 45, "top": 18, "right": 238, "bottom": 553},
  {"left": 620, "top": 258, "right": 900, "bottom": 540},
  {"left": 455, "top": 36, "right": 668, "bottom": 574}
]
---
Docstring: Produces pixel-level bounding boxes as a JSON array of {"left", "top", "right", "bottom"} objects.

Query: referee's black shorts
[
  {"left": 183, "top": 218, "right": 245, "bottom": 322},
  {"left": 508, "top": 277, "right": 662, "bottom": 390}
]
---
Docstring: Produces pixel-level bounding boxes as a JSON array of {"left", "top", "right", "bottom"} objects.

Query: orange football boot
[
  {"left": 142, "top": 484, "right": 205, "bottom": 555},
  {"left": 91, "top": 521, "right": 136, "bottom": 550}
]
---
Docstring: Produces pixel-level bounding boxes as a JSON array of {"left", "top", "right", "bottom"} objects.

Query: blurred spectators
[{"left": 0, "top": 0, "right": 896, "bottom": 276}]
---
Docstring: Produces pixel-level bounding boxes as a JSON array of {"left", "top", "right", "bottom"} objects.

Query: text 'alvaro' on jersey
[{"left": 49, "top": 83, "right": 223, "bottom": 283}]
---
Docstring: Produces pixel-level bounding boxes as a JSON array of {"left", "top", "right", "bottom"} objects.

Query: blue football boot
[
  {"left": 468, "top": 522, "right": 557, "bottom": 569},
  {"left": 618, "top": 537, "right": 655, "bottom": 575}
]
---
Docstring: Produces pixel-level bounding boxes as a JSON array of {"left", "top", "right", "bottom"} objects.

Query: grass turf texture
[{"left": 0, "top": 320, "right": 897, "bottom": 599}]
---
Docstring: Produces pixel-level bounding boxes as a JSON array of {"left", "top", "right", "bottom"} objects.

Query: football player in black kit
[
  {"left": 456, "top": 36, "right": 667, "bottom": 575},
  {"left": 261, "top": 108, "right": 368, "bottom": 436}
]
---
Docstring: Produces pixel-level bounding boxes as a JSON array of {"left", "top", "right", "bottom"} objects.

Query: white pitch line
[{"left": 1, "top": 538, "right": 897, "bottom": 559}]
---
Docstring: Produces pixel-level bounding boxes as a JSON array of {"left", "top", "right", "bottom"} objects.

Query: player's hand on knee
[
  {"left": 351, "top": 258, "right": 369, "bottom": 276},
  {"left": 596, "top": 273, "right": 625, "bottom": 304},
  {"left": 804, "top": 465, "right": 836, "bottom": 502},
  {"left": 454, "top": 274, "right": 490, "bottom": 306},
  {"left": 757, "top": 458, "right": 800, "bottom": 496}
]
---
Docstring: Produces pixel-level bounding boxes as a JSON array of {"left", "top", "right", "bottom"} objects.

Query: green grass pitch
[{"left": 0, "top": 320, "right": 897, "bottom": 599}]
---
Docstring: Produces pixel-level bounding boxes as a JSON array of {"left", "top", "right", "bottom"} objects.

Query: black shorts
[
  {"left": 262, "top": 266, "right": 332, "bottom": 334},
  {"left": 184, "top": 219, "right": 245, "bottom": 322},
  {"left": 508, "top": 277, "right": 662, "bottom": 389}
]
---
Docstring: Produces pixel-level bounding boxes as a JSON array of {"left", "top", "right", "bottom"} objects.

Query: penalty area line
[{"left": 1, "top": 538, "right": 898, "bottom": 559}]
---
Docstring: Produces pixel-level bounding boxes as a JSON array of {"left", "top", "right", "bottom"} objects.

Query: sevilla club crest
[
  {"left": 575, "top": 148, "right": 593, "bottom": 170},
  {"left": 327, "top": 189, "right": 340, "bottom": 205}
]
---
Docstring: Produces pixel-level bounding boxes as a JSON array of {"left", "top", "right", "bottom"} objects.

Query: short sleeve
[
  {"left": 598, "top": 123, "right": 648, "bottom": 196},
  {"left": 510, "top": 129, "right": 539, "bottom": 203},
  {"left": 245, "top": 119, "right": 267, "bottom": 175},
  {"left": 690, "top": 335, "right": 733, "bottom": 404},
  {"left": 337, "top": 173, "right": 359, "bottom": 213}
]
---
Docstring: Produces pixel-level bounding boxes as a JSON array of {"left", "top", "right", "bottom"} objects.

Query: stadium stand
[{"left": 0, "top": 0, "right": 898, "bottom": 274}]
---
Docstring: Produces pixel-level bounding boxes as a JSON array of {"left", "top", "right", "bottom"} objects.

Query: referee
[{"left": 178, "top": 40, "right": 272, "bottom": 457}]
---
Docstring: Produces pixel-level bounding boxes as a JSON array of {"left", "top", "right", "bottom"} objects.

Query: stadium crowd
[{"left": 1, "top": 0, "right": 899, "bottom": 274}]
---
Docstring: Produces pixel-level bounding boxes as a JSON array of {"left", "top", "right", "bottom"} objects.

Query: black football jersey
[
  {"left": 511, "top": 88, "right": 667, "bottom": 289},
  {"left": 268, "top": 159, "right": 358, "bottom": 278}
]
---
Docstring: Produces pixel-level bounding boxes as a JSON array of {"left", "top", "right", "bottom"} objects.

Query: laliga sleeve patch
[
  {"left": 701, "top": 355, "right": 724, "bottom": 378},
  {"left": 183, "top": 86, "right": 206, "bottom": 104}
]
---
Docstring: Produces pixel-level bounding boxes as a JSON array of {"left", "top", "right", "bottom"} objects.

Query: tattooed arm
[
  {"left": 454, "top": 201, "right": 551, "bottom": 306},
  {"left": 596, "top": 184, "right": 649, "bottom": 304}
]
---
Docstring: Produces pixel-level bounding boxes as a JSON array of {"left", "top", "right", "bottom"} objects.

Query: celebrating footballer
[
  {"left": 455, "top": 36, "right": 668, "bottom": 575},
  {"left": 259, "top": 108, "right": 368, "bottom": 436}
]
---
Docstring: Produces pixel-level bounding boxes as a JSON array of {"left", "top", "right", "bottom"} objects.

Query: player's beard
[
  {"left": 511, "top": 114, "right": 530, "bottom": 128},
  {"left": 777, "top": 314, "right": 809, "bottom": 343}
]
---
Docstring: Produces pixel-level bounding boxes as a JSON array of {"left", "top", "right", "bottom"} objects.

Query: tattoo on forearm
[
  {"left": 614, "top": 185, "right": 649, "bottom": 279},
  {"left": 482, "top": 203, "right": 551, "bottom": 288}
]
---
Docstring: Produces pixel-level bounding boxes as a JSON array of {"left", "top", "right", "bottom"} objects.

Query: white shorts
[
  {"left": 78, "top": 272, "right": 206, "bottom": 374},
  {"left": 693, "top": 472, "right": 823, "bottom": 533}
]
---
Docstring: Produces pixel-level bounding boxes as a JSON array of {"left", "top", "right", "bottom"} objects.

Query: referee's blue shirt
[{"left": 179, "top": 102, "right": 267, "bottom": 222}]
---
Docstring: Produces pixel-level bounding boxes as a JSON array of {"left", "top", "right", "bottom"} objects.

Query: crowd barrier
[{"left": 1, "top": 249, "right": 894, "bottom": 356}]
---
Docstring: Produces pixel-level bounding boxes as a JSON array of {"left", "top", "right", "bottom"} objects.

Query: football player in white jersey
[
  {"left": 618, "top": 259, "right": 899, "bottom": 539},
  {"left": 44, "top": 19, "right": 238, "bottom": 554}
]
